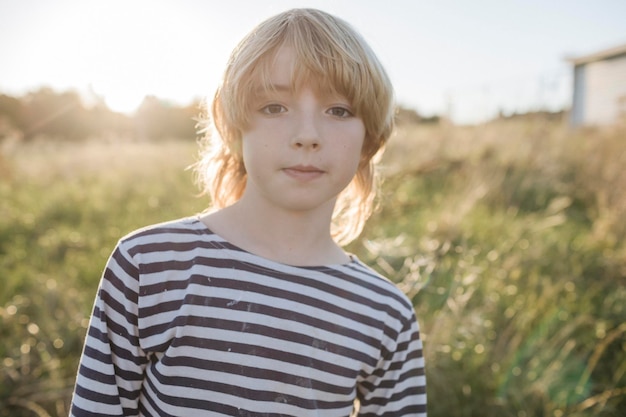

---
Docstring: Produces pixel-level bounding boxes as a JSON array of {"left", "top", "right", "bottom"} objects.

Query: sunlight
[
  {"left": 78, "top": 1, "right": 173, "bottom": 114},
  {"left": 92, "top": 81, "right": 146, "bottom": 114},
  {"left": 4, "top": 0, "right": 223, "bottom": 115}
]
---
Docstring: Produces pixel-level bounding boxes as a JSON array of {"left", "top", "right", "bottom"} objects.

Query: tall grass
[
  {"left": 1, "top": 139, "right": 207, "bottom": 416},
  {"left": 1, "top": 118, "right": 625, "bottom": 416},
  {"left": 353, "top": 118, "right": 626, "bottom": 416}
]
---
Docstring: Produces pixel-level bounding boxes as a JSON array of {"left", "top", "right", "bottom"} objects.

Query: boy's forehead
[
  {"left": 252, "top": 77, "right": 343, "bottom": 101},
  {"left": 272, "top": 46, "right": 342, "bottom": 89},
  {"left": 245, "top": 45, "right": 351, "bottom": 101},
  {"left": 254, "top": 71, "right": 343, "bottom": 98},
  {"left": 271, "top": 46, "right": 297, "bottom": 72}
]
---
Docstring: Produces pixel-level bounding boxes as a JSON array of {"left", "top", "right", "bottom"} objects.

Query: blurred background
[{"left": 1, "top": 1, "right": 625, "bottom": 416}]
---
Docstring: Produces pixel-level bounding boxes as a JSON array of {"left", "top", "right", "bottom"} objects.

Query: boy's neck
[{"left": 200, "top": 200, "right": 349, "bottom": 266}]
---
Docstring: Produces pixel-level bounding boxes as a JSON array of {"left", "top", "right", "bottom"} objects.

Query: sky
[{"left": 1, "top": 0, "right": 625, "bottom": 124}]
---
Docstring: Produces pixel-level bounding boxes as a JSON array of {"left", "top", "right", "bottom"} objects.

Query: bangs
[
  {"left": 226, "top": 9, "right": 390, "bottom": 136},
  {"left": 251, "top": 38, "right": 367, "bottom": 109}
]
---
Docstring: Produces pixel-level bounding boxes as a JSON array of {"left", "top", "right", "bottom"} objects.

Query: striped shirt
[{"left": 70, "top": 217, "right": 427, "bottom": 416}]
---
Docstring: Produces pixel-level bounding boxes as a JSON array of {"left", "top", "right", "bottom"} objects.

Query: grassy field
[{"left": 1, "top": 118, "right": 625, "bottom": 416}]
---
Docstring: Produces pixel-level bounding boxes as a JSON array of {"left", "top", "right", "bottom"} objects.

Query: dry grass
[
  {"left": 9, "top": 138, "right": 198, "bottom": 182},
  {"left": 2, "top": 118, "right": 625, "bottom": 416}
]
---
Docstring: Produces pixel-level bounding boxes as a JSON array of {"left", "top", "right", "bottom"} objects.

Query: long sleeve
[
  {"left": 69, "top": 217, "right": 428, "bottom": 416},
  {"left": 70, "top": 242, "right": 148, "bottom": 417},
  {"left": 357, "top": 310, "right": 427, "bottom": 416}
]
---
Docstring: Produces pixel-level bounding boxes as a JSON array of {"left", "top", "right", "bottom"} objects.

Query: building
[{"left": 569, "top": 43, "right": 626, "bottom": 126}]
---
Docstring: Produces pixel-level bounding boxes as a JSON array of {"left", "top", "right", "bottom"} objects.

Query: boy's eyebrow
[
  {"left": 254, "top": 82, "right": 345, "bottom": 100},
  {"left": 256, "top": 83, "right": 292, "bottom": 94}
]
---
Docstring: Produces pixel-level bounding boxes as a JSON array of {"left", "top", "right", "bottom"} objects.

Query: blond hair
[{"left": 195, "top": 8, "right": 394, "bottom": 245}]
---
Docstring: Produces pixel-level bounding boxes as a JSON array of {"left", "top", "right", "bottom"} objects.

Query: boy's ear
[{"left": 225, "top": 131, "right": 244, "bottom": 159}]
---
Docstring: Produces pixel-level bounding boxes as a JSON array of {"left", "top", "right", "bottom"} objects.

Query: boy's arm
[
  {"left": 70, "top": 243, "right": 148, "bottom": 417},
  {"left": 357, "top": 312, "right": 427, "bottom": 416}
]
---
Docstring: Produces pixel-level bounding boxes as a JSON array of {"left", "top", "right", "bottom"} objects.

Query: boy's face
[{"left": 239, "top": 46, "right": 366, "bottom": 216}]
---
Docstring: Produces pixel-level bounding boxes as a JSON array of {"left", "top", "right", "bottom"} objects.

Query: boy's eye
[
  {"left": 261, "top": 104, "right": 287, "bottom": 114},
  {"left": 327, "top": 107, "right": 353, "bottom": 118}
]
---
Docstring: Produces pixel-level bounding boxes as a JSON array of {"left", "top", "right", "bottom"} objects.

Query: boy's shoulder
[
  {"left": 346, "top": 257, "right": 414, "bottom": 311},
  {"left": 111, "top": 217, "right": 414, "bottom": 314},
  {"left": 118, "top": 216, "right": 210, "bottom": 248}
]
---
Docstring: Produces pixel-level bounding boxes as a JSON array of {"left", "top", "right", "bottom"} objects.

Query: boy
[{"left": 71, "top": 8, "right": 427, "bottom": 416}]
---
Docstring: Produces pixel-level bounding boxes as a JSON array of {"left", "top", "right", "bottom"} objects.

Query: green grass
[
  {"left": 1, "top": 140, "right": 207, "bottom": 416},
  {"left": 1, "top": 120, "right": 625, "bottom": 416}
]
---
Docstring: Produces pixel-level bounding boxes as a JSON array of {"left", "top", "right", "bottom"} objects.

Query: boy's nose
[
  {"left": 291, "top": 113, "right": 321, "bottom": 150},
  {"left": 292, "top": 135, "right": 320, "bottom": 149}
]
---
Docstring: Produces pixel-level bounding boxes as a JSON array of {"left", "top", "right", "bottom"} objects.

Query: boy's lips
[{"left": 282, "top": 164, "right": 325, "bottom": 180}]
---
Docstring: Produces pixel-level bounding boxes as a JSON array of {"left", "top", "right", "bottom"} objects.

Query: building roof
[{"left": 567, "top": 42, "right": 626, "bottom": 65}]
